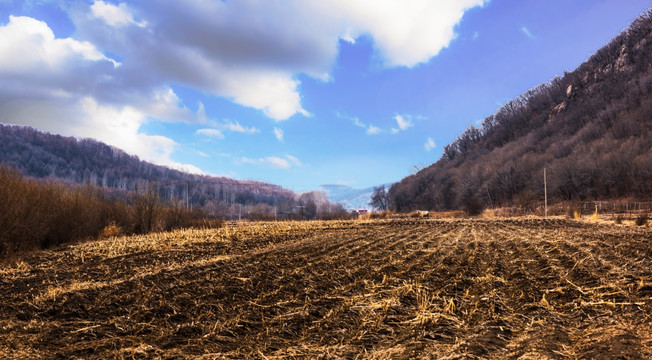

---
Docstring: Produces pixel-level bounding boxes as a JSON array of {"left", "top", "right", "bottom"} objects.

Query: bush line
[{"left": 0, "top": 167, "right": 221, "bottom": 258}]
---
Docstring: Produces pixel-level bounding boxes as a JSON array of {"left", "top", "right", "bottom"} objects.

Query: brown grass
[{"left": 0, "top": 218, "right": 650, "bottom": 359}]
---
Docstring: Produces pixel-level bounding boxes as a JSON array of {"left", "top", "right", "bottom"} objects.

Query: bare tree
[{"left": 369, "top": 185, "right": 389, "bottom": 211}]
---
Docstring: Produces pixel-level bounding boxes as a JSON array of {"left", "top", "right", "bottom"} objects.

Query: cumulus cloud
[
  {"left": 0, "top": 16, "right": 118, "bottom": 77},
  {"left": 241, "top": 155, "right": 302, "bottom": 169},
  {"left": 0, "top": 95, "right": 201, "bottom": 173},
  {"left": 69, "top": 0, "right": 486, "bottom": 120},
  {"left": 71, "top": 0, "right": 318, "bottom": 121},
  {"left": 328, "top": 0, "right": 489, "bottom": 67},
  {"left": 91, "top": 1, "right": 145, "bottom": 28},
  {"left": 0, "top": 16, "right": 202, "bottom": 171},
  {"left": 424, "top": 137, "right": 436, "bottom": 151},
  {"left": 274, "top": 127, "right": 284, "bottom": 142},
  {"left": 0, "top": 0, "right": 487, "bottom": 172}
]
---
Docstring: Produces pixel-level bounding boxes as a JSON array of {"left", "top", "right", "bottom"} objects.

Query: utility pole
[{"left": 544, "top": 168, "right": 548, "bottom": 218}]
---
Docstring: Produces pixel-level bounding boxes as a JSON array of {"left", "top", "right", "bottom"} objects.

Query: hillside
[
  {"left": 0, "top": 124, "right": 323, "bottom": 218},
  {"left": 390, "top": 10, "right": 652, "bottom": 212}
]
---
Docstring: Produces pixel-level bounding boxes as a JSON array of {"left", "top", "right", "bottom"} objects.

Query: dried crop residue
[{"left": 1, "top": 219, "right": 651, "bottom": 359}]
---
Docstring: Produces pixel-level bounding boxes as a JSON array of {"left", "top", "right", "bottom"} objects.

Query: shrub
[
  {"left": 635, "top": 213, "right": 649, "bottom": 226},
  {"left": 163, "top": 206, "right": 221, "bottom": 231},
  {"left": 132, "top": 190, "right": 162, "bottom": 234},
  {"left": 357, "top": 212, "right": 372, "bottom": 220},
  {"left": 463, "top": 197, "right": 485, "bottom": 216},
  {"left": 566, "top": 206, "right": 581, "bottom": 220},
  {"left": 99, "top": 222, "right": 122, "bottom": 239},
  {"left": 614, "top": 215, "right": 624, "bottom": 224},
  {"left": 590, "top": 205, "right": 599, "bottom": 221}
]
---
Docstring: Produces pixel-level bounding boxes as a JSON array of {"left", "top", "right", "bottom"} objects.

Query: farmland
[{"left": 1, "top": 218, "right": 651, "bottom": 359}]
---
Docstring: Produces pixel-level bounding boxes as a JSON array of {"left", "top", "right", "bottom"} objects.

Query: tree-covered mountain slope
[
  {"left": 0, "top": 124, "right": 299, "bottom": 215},
  {"left": 389, "top": 10, "right": 652, "bottom": 212}
]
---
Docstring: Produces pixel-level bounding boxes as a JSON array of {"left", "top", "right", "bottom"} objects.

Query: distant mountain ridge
[
  {"left": 0, "top": 124, "right": 298, "bottom": 216},
  {"left": 319, "top": 184, "right": 392, "bottom": 210},
  {"left": 389, "top": 9, "right": 652, "bottom": 212}
]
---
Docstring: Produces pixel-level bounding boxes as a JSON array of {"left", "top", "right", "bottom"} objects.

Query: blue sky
[{"left": 0, "top": 0, "right": 649, "bottom": 192}]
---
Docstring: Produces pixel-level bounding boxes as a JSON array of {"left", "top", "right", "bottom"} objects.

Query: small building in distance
[{"left": 356, "top": 209, "right": 369, "bottom": 215}]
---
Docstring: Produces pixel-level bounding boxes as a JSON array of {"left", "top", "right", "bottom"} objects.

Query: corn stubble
[{"left": 1, "top": 218, "right": 651, "bottom": 359}]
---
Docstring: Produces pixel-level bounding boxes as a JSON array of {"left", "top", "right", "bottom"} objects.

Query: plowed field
[{"left": 1, "top": 219, "right": 651, "bottom": 359}]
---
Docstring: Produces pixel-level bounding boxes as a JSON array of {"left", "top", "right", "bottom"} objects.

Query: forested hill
[
  {"left": 389, "top": 10, "right": 652, "bottom": 213},
  {"left": 0, "top": 124, "right": 299, "bottom": 215}
]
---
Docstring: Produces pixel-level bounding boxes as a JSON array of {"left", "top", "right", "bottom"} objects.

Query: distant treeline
[
  {"left": 0, "top": 166, "right": 354, "bottom": 258},
  {"left": 389, "top": 9, "right": 652, "bottom": 213},
  {"left": 0, "top": 123, "right": 350, "bottom": 220},
  {"left": 0, "top": 167, "right": 220, "bottom": 258}
]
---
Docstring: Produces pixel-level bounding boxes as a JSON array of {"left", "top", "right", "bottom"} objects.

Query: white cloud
[
  {"left": 91, "top": 1, "right": 145, "bottom": 28},
  {"left": 341, "top": 112, "right": 422, "bottom": 136},
  {"left": 395, "top": 114, "right": 414, "bottom": 131},
  {"left": 0, "top": 16, "right": 207, "bottom": 172},
  {"left": 68, "top": 0, "right": 486, "bottom": 121},
  {"left": 391, "top": 114, "right": 416, "bottom": 133},
  {"left": 285, "top": 155, "right": 302, "bottom": 167},
  {"left": 0, "top": 0, "right": 487, "bottom": 174},
  {"left": 329, "top": 0, "right": 489, "bottom": 67},
  {"left": 223, "top": 70, "right": 311, "bottom": 121},
  {"left": 0, "top": 95, "right": 201, "bottom": 173},
  {"left": 266, "top": 157, "right": 291, "bottom": 169},
  {"left": 0, "top": 16, "right": 118, "bottom": 74},
  {"left": 521, "top": 26, "right": 536, "bottom": 40},
  {"left": 352, "top": 117, "right": 366, "bottom": 129},
  {"left": 223, "top": 120, "right": 259, "bottom": 134},
  {"left": 424, "top": 137, "right": 436, "bottom": 151},
  {"left": 274, "top": 127, "right": 284, "bottom": 142},
  {"left": 197, "top": 120, "right": 259, "bottom": 140},
  {"left": 366, "top": 125, "right": 383, "bottom": 135},
  {"left": 241, "top": 155, "right": 302, "bottom": 169},
  {"left": 340, "top": 113, "right": 383, "bottom": 135},
  {"left": 196, "top": 128, "right": 225, "bottom": 139},
  {"left": 340, "top": 30, "right": 357, "bottom": 44}
]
